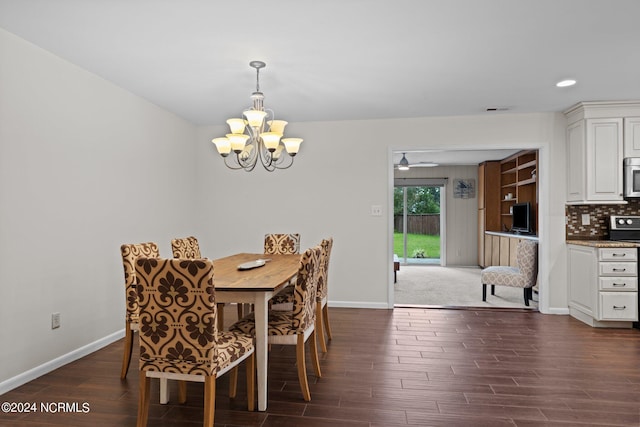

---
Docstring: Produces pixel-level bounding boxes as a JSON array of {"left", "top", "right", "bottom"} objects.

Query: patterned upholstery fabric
[
  {"left": 264, "top": 233, "right": 300, "bottom": 255},
  {"left": 316, "top": 238, "right": 333, "bottom": 302},
  {"left": 231, "top": 245, "right": 322, "bottom": 336},
  {"left": 171, "top": 236, "right": 202, "bottom": 259},
  {"left": 481, "top": 240, "right": 538, "bottom": 288},
  {"left": 271, "top": 237, "right": 333, "bottom": 308},
  {"left": 135, "top": 258, "right": 254, "bottom": 376},
  {"left": 121, "top": 242, "right": 160, "bottom": 323}
]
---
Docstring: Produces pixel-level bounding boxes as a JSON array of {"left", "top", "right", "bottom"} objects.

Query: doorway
[{"left": 393, "top": 185, "right": 443, "bottom": 266}]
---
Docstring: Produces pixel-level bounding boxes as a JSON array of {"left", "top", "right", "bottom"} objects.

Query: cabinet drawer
[
  {"left": 599, "top": 292, "right": 638, "bottom": 321},
  {"left": 599, "top": 277, "right": 638, "bottom": 291},
  {"left": 599, "top": 248, "right": 637, "bottom": 261},
  {"left": 598, "top": 262, "right": 637, "bottom": 276}
]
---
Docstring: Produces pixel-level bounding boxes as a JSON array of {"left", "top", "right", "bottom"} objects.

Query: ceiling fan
[{"left": 396, "top": 153, "right": 439, "bottom": 170}]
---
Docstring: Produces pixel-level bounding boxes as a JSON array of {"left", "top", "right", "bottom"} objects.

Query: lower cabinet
[
  {"left": 568, "top": 244, "right": 638, "bottom": 327},
  {"left": 483, "top": 232, "right": 531, "bottom": 268}
]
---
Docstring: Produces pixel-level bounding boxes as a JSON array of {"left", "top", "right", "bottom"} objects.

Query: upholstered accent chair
[
  {"left": 171, "top": 236, "right": 235, "bottom": 329},
  {"left": 120, "top": 242, "right": 160, "bottom": 380},
  {"left": 481, "top": 239, "right": 538, "bottom": 306},
  {"left": 230, "top": 245, "right": 322, "bottom": 401},
  {"left": 135, "top": 258, "right": 255, "bottom": 427}
]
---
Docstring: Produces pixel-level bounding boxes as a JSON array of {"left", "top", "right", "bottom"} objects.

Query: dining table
[{"left": 213, "top": 252, "right": 301, "bottom": 411}]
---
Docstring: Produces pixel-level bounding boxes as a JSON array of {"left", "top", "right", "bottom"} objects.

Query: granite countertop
[{"left": 566, "top": 240, "right": 640, "bottom": 248}]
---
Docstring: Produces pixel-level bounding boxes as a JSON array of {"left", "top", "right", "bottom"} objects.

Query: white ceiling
[{"left": 1, "top": 0, "right": 639, "bottom": 165}]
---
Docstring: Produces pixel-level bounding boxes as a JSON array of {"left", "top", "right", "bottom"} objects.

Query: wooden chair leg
[
  {"left": 309, "top": 329, "right": 322, "bottom": 378},
  {"left": 137, "top": 371, "right": 150, "bottom": 427},
  {"left": 236, "top": 303, "right": 243, "bottom": 319},
  {"left": 296, "top": 334, "right": 311, "bottom": 401},
  {"left": 482, "top": 284, "right": 487, "bottom": 301},
  {"left": 217, "top": 303, "right": 225, "bottom": 331},
  {"left": 316, "top": 305, "right": 327, "bottom": 353},
  {"left": 491, "top": 285, "right": 495, "bottom": 295},
  {"left": 121, "top": 323, "right": 134, "bottom": 379},
  {"left": 523, "top": 288, "right": 530, "bottom": 306},
  {"left": 323, "top": 304, "right": 333, "bottom": 341},
  {"left": 178, "top": 380, "right": 187, "bottom": 404},
  {"left": 203, "top": 376, "right": 215, "bottom": 427},
  {"left": 246, "top": 353, "right": 255, "bottom": 411},
  {"left": 228, "top": 366, "right": 238, "bottom": 398}
]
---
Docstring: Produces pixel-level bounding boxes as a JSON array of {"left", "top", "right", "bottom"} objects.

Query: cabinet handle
[
  {"left": 612, "top": 268, "right": 626, "bottom": 272},
  {"left": 612, "top": 253, "right": 626, "bottom": 257},
  {"left": 612, "top": 283, "right": 627, "bottom": 287},
  {"left": 613, "top": 305, "right": 627, "bottom": 310}
]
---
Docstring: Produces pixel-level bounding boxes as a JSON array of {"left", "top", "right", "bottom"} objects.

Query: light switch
[
  {"left": 581, "top": 214, "right": 590, "bottom": 225},
  {"left": 370, "top": 205, "right": 382, "bottom": 216}
]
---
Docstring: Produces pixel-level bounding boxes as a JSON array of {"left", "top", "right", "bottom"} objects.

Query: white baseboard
[
  {"left": 0, "top": 329, "right": 125, "bottom": 396},
  {"left": 328, "top": 300, "right": 390, "bottom": 309},
  {"left": 545, "top": 307, "right": 570, "bottom": 315}
]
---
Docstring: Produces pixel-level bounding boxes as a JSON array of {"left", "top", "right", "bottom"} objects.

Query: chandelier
[{"left": 211, "top": 61, "right": 303, "bottom": 172}]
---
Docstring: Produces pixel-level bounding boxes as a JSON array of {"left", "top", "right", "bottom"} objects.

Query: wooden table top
[{"left": 213, "top": 253, "right": 300, "bottom": 292}]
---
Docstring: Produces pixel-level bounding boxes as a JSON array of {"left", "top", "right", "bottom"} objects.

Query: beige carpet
[{"left": 394, "top": 265, "right": 538, "bottom": 309}]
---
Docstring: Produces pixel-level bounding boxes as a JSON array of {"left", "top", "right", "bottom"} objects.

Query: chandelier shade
[{"left": 211, "top": 61, "right": 303, "bottom": 171}]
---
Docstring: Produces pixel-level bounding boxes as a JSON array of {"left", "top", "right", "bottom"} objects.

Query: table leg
[{"left": 254, "top": 293, "right": 269, "bottom": 411}]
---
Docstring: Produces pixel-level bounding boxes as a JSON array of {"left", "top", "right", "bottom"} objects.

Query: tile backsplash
[{"left": 566, "top": 200, "right": 640, "bottom": 239}]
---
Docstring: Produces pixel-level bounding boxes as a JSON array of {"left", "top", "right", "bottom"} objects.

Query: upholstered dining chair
[
  {"left": 314, "top": 238, "right": 334, "bottom": 353},
  {"left": 264, "top": 233, "right": 301, "bottom": 255},
  {"left": 120, "top": 242, "right": 160, "bottom": 380},
  {"left": 135, "top": 257, "right": 255, "bottom": 427},
  {"left": 481, "top": 239, "right": 538, "bottom": 306},
  {"left": 230, "top": 245, "right": 322, "bottom": 402},
  {"left": 272, "top": 238, "right": 334, "bottom": 353},
  {"left": 266, "top": 233, "right": 300, "bottom": 309},
  {"left": 171, "top": 236, "right": 235, "bottom": 329}
]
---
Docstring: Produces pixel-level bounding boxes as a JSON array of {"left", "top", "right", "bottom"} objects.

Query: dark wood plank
[{"left": 2, "top": 306, "right": 640, "bottom": 426}]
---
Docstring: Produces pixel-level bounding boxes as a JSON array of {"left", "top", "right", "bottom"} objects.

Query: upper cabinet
[
  {"left": 624, "top": 117, "right": 640, "bottom": 158},
  {"left": 565, "top": 101, "right": 640, "bottom": 204}
]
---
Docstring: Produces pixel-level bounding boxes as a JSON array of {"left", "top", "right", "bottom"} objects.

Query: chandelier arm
[
  {"left": 257, "top": 142, "right": 274, "bottom": 169},
  {"left": 273, "top": 155, "right": 295, "bottom": 170},
  {"left": 223, "top": 156, "right": 247, "bottom": 170},
  {"left": 237, "top": 147, "right": 259, "bottom": 172}
]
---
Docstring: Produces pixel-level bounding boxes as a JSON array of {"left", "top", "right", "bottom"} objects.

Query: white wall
[
  {"left": 0, "top": 28, "right": 197, "bottom": 389},
  {"left": 196, "top": 113, "right": 569, "bottom": 314}
]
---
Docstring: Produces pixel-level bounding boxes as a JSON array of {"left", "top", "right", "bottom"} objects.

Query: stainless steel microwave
[{"left": 624, "top": 158, "right": 640, "bottom": 198}]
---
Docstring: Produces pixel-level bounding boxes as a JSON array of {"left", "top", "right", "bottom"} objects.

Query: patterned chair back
[
  {"left": 135, "top": 258, "right": 218, "bottom": 376},
  {"left": 121, "top": 242, "right": 160, "bottom": 323},
  {"left": 264, "top": 233, "right": 300, "bottom": 255},
  {"left": 171, "top": 236, "right": 202, "bottom": 259},
  {"left": 290, "top": 245, "right": 322, "bottom": 332},
  {"left": 316, "top": 238, "right": 334, "bottom": 301},
  {"left": 516, "top": 239, "right": 538, "bottom": 286}
]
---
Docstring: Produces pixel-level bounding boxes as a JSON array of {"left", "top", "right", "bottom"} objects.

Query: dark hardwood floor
[{"left": 2, "top": 306, "right": 640, "bottom": 426}]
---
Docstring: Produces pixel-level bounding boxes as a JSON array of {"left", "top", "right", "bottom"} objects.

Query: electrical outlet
[
  {"left": 370, "top": 205, "right": 382, "bottom": 216},
  {"left": 51, "top": 312, "right": 60, "bottom": 329}
]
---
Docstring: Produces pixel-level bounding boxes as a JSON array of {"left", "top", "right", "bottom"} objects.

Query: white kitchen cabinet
[
  {"left": 624, "top": 117, "right": 640, "bottom": 158},
  {"left": 568, "top": 244, "right": 638, "bottom": 327},
  {"left": 565, "top": 102, "right": 640, "bottom": 204}
]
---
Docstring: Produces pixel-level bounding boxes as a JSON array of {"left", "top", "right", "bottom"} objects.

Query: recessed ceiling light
[{"left": 556, "top": 79, "right": 577, "bottom": 88}]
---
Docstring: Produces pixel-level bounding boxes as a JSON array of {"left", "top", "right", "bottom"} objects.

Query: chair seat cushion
[
  {"left": 230, "top": 311, "right": 299, "bottom": 336},
  {"left": 481, "top": 266, "right": 531, "bottom": 288},
  {"left": 140, "top": 330, "right": 254, "bottom": 375}
]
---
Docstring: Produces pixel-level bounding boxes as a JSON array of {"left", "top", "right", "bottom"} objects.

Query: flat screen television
[{"left": 511, "top": 202, "right": 533, "bottom": 234}]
